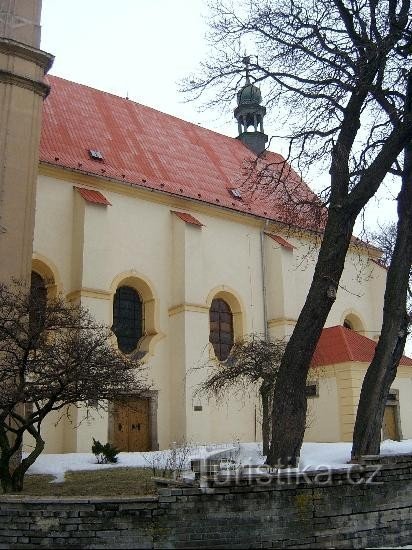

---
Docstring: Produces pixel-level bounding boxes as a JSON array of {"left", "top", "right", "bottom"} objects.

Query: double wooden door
[{"left": 112, "top": 397, "right": 151, "bottom": 452}]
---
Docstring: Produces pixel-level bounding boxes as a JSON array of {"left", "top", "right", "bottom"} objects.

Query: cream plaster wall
[
  {"left": 304, "top": 367, "right": 340, "bottom": 442},
  {"left": 31, "top": 171, "right": 393, "bottom": 452}
]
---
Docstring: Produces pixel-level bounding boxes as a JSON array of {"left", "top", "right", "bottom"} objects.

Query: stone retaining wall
[{"left": 1, "top": 454, "right": 412, "bottom": 548}]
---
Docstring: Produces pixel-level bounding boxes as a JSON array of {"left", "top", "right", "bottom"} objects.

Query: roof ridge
[{"left": 330, "top": 325, "right": 357, "bottom": 361}]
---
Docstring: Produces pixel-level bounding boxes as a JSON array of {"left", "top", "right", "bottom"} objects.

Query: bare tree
[
  {"left": 367, "top": 220, "right": 411, "bottom": 312},
  {"left": 0, "top": 281, "right": 148, "bottom": 493},
  {"left": 195, "top": 334, "right": 285, "bottom": 455},
  {"left": 184, "top": 0, "right": 412, "bottom": 466},
  {"left": 370, "top": 223, "right": 398, "bottom": 268},
  {"left": 352, "top": 74, "right": 412, "bottom": 458}
]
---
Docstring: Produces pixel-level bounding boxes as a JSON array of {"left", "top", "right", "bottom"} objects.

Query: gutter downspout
[
  {"left": 256, "top": 220, "right": 270, "bottom": 443},
  {"left": 260, "top": 220, "right": 269, "bottom": 341}
]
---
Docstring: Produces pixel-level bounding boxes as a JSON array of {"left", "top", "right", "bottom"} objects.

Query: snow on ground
[
  {"left": 25, "top": 439, "right": 412, "bottom": 483},
  {"left": 299, "top": 439, "right": 412, "bottom": 470}
]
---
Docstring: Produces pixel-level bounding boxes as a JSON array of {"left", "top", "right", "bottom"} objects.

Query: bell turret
[{"left": 234, "top": 57, "right": 268, "bottom": 155}]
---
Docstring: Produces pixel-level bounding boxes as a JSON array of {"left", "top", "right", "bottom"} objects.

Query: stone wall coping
[
  {"left": 361, "top": 452, "right": 412, "bottom": 462},
  {"left": 0, "top": 495, "right": 159, "bottom": 504}
]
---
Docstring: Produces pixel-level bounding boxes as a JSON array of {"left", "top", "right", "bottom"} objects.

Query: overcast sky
[
  {"left": 40, "top": 0, "right": 399, "bottom": 231},
  {"left": 40, "top": 0, "right": 235, "bottom": 134}
]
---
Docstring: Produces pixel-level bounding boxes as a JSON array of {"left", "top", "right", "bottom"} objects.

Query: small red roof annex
[{"left": 312, "top": 326, "right": 412, "bottom": 367}]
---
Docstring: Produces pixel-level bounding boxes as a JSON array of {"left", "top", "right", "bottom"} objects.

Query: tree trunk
[
  {"left": 352, "top": 74, "right": 412, "bottom": 460},
  {"left": 351, "top": 311, "right": 410, "bottom": 459},
  {"left": 0, "top": 417, "right": 45, "bottom": 493},
  {"left": 260, "top": 382, "right": 272, "bottom": 456},
  {"left": 0, "top": 457, "right": 13, "bottom": 493},
  {"left": 10, "top": 434, "right": 45, "bottom": 492},
  {"left": 0, "top": 422, "right": 13, "bottom": 493},
  {"left": 267, "top": 207, "right": 357, "bottom": 467}
]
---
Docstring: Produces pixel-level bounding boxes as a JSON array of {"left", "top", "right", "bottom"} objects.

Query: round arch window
[
  {"left": 343, "top": 313, "right": 364, "bottom": 333},
  {"left": 30, "top": 271, "right": 47, "bottom": 333},
  {"left": 209, "top": 298, "right": 234, "bottom": 361},
  {"left": 113, "top": 286, "right": 143, "bottom": 353}
]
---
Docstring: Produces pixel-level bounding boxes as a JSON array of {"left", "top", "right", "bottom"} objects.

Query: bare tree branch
[{"left": 0, "top": 281, "right": 149, "bottom": 493}]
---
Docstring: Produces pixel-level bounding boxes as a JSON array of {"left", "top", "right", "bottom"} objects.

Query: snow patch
[{"left": 24, "top": 439, "right": 412, "bottom": 483}]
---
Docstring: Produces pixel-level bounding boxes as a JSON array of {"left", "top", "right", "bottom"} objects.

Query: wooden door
[
  {"left": 112, "top": 398, "right": 151, "bottom": 452},
  {"left": 128, "top": 398, "right": 150, "bottom": 452},
  {"left": 382, "top": 405, "right": 399, "bottom": 441}
]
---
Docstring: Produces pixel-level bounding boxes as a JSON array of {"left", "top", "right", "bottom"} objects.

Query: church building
[{"left": 29, "top": 74, "right": 412, "bottom": 454}]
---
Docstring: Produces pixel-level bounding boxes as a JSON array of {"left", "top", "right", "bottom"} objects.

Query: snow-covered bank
[{"left": 25, "top": 439, "right": 412, "bottom": 483}]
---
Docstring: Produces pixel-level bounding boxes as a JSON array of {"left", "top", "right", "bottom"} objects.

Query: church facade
[{"left": 23, "top": 75, "right": 412, "bottom": 454}]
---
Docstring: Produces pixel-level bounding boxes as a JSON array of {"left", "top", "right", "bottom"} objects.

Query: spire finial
[{"left": 242, "top": 55, "right": 251, "bottom": 83}]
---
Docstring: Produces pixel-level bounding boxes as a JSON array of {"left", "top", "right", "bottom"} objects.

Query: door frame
[
  {"left": 108, "top": 390, "right": 159, "bottom": 451},
  {"left": 382, "top": 389, "right": 402, "bottom": 442}
]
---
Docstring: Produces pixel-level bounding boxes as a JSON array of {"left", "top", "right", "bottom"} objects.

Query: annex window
[
  {"left": 342, "top": 312, "right": 364, "bottom": 333},
  {"left": 29, "top": 271, "right": 47, "bottom": 335},
  {"left": 113, "top": 286, "right": 143, "bottom": 354},
  {"left": 209, "top": 298, "right": 234, "bottom": 361}
]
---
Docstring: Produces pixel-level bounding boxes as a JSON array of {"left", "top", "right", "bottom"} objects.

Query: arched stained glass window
[
  {"left": 113, "top": 286, "right": 143, "bottom": 354},
  {"left": 30, "top": 271, "right": 47, "bottom": 334},
  {"left": 209, "top": 298, "right": 234, "bottom": 361}
]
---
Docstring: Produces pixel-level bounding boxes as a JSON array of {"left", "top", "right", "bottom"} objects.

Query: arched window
[
  {"left": 209, "top": 298, "right": 234, "bottom": 361},
  {"left": 30, "top": 271, "right": 47, "bottom": 334},
  {"left": 113, "top": 286, "right": 143, "bottom": 353},
  {"left": 342, "top": 313, "right": 364, "bottom": 333}
]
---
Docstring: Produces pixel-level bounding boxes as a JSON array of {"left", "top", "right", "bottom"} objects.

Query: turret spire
[{"left": 234, "top": 56, "right": 268, "bottom": 155}]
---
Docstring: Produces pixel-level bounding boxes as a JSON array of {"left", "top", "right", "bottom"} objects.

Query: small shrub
[
  {"left": 142, "top": 439, "right": 194, "bottom": 479},
  {"left": 92, "top": 438, "right": 120, "bottom": 464}
]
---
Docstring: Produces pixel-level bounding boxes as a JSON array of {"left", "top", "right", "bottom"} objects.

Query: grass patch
[{"left": 16, "top": 468, "right": 157, "bottom": 497}]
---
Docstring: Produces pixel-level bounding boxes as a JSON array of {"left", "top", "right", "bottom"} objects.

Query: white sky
[
  {"left": 40, "top": 0, "right": 235, "bottom": 134},
  {"left": 40, "top": 0, "right": 399, "bottom": 230}
]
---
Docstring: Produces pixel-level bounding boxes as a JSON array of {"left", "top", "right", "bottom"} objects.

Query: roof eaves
[{"left": 41, "top": 162, "right": 323, "bottom": 236}]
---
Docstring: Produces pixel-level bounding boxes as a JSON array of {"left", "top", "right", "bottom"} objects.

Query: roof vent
[
  {"left": 88, "top": 149, "right": 104, "bottom": 161},
  {"left": 230, "top": 188, "right": 243, "bottom": 200}
]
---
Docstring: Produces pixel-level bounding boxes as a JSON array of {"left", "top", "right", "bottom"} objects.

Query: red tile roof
[
  {"left": 171, "top": 211, "right": 203, "bottom": 226},
  {"left": 265, "top": 232, "right": 295, "bottom": 250},
  {"left": 40, "top": 76, "right": 324, "bottom": 231},
  {"left": 312, "top": 326, "right": 412, "bottom": 367},
  {"left": 74, "top": 186, "right": 111, "bottom": 206}
]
